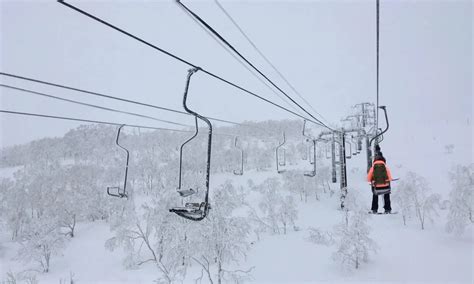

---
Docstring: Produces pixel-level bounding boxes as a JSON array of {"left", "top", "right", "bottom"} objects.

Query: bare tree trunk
[
  {"left": 417, "top": 208, "right": 425, "bottom": 230},
  {"left": 43, "top": 249, "right": 51, "bottom": 273},
  {"left": 217, "top": 260, "right": 222, "bottom": 284},
  {"left": 68, "top": 214, "right": 76, "bottom": 238},
  {"left": 193, "top": 257, "right": 214, "bottom": 284}
]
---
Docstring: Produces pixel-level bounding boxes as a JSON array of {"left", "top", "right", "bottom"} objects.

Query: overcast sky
[{"left": 0, "top": 0, "right": 472, "bottom": 149}]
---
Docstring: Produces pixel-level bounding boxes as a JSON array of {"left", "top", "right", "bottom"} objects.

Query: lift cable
[
  {"left": 0, "top": 109, "right": 190, "bottom": 133},
  {"left": 214, "top": 0, "right": 331, "bottom": 126},
  {"left": 0, "top": 108, "right": 262, "bottom": 139},
  {"left": 0, "top": 72, "right": 238, "bottom": 126},
  {"left": 0, "top": 84, "right": 191, "bottom": 128},
  {"left": 56, "top": 0, "right": 327, "bottom": 128},
  {"left": 0, "top": 72, "right": 273, "bottom": 134},
  {"left": 175, "top": 0, "right": 332, "bottom": 130},
  {"left": 178, "top": 2, "right": 307, "bottom": 118},
  {"left": 375, "top": 0, "right": 380, "bottom": 132}
]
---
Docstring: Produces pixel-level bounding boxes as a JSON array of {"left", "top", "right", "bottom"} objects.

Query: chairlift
[
  {"left": 325, "top": 143, "right": 331, "bottom": 159},
  {"left": 302, "top": 120, "right": 317, "bottom": 177},
  {"left": 345, "top": 138, "right": 352, "bottom": 159},
  {"left": 353, "top": 140, "right": 359, "bottom": 156},
  {"left": 376, "top": 128, "right": 384, "bottom": 143},
  {"left": 356, "top": 133, "right": 363, "bottom": 152},
  {"left": 276, "top": 132, "right": 286, "bottom": 173},
  {"left": 303, "top": 120, "right": 315, "bottom": 165},
  {"left": 169, "top": 67, "right": 212, "bottom": 221},
  {"left": 107, "top": 124, "right": 129, "bottom": 199},
  {"left": 301, "top": 123, "right": 309, "bottom": 161},
  {"left": 301, "top": 120, "right": 309, "bottom": 160},
  {"left": 349, "top": 135, "right": 360, "bottom": 155},
  {"left": 304, "top": 139, "right": 317, "bottom": 177},
  {"left": 369, "top": 106, "right": 389, "bottom": 156},
  {"left": 233, "top": 136, "right": 244, "bottom": 176}
]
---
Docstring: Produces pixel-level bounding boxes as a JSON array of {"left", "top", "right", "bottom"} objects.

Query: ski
[{"left": 368, "top": 211, "right": 398, "bottom": 215}]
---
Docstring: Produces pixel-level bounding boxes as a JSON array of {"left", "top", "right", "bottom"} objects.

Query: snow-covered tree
[
  {"left": 278, "top": 195, "right": 298, "bottom": 234},
  {"left": 282, "top": 170, "right": 307, "bottom": 202},
  {"left": 0, "top": 176, "right": 28, "bottom": 240},
  {"left": 332, "top": 191, "right": 377, "bottom": 270},
  {"left": 250, "top": 177, "right": 298, "bottom": 235},
  {"left": 444, "top": 144, "right": 454, "bottom": 154},
  {"left": 54, "top": 164, "right": 104, "bottom": 237},
  {"left": 17, "top": 217, "right": 66, "bottom": 273},
  {"left": 191, "top": 181, "right": 253, "bottom": 284},
  {"left": 105, "top": 196, "right": 186, "bottom": 284},
  {"left": 446, "top": 164, "right": 473, "bottom": 235},
  {"left": 314, "top": 165, "right": 333, "bottom": 197},
  {"left": 392, "top": 183, "right": 414, "bottom": 226},
  {"left": 2, "top": 270, "right": 39, "bottom": 284},
  {"left": 307, "top": 227, "right": 334, "bottom": 246},
  {"left": 399, "top": 171, "right": 441, "bottom": 230}
]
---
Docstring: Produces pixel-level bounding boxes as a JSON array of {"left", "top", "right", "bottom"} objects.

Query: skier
[{"left": 367, "top": 152, "right": 393, "bottom": 214}]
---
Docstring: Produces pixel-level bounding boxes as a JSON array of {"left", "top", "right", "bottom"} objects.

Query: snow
[
  {"left": 0, "top": 117, "right": 472, "bottom": 283},
  {"left": 1, "top": 161, "right": 472, "bottom": 283},
  {"left": 0, "top": 166, "right": 22, "bottom": 179}
]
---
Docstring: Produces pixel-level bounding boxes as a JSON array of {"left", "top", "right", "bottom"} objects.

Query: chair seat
[
  {"left": 107, "top": 186, "right": 127, "bottom": 198},
  {"left": 169, "top": 202, "right": 209, "bottom": 220},
  {"left": 372, "top": 187, "right": 391, "bottom": 195},
  {"left": 177, "top": 188, "right": 197, "bottom": 197}
]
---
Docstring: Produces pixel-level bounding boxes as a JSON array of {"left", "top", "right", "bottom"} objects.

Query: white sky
[{"left": 0, "top": 0, "right": 472, "bottom": 148}]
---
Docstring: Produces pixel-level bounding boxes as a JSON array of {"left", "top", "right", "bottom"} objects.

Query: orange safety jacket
[{"left": 367, "top": 160, "right": 393, "bottom": 188}]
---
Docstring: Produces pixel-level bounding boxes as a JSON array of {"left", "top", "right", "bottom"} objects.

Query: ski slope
[{"left": 1, "top": 157, "right": 472, "bottom": 283}]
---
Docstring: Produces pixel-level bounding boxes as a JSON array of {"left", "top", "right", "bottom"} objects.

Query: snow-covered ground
[
  {"left": 1, "top": 119, "right": 472, "bottom": 283},
  {"left": 1, "top": 155, "right": 472, "bottom": 283}
]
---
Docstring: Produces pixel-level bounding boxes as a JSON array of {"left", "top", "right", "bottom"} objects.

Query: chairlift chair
[
  {"left": 107, "top": 124, "right": 129, "bottom": 199},
  {"left": 369, "top": 106, "right": 389, "bottom": 153},
  {"left": 301, "top": 120, "right": 309, "bottom": 161},
  {"left": 304, "top": 139, "right": 317, "bottom": 177},
  {"left": 233, "top": 136, "right": 244, "bottom": 176},
  {"left": 303, "top": 120, "right": 315, "bottom": 165},
  {"left": 325, "top": 143, "right": 331, "bottom": 159},
  {"left": 302, "top": 120, "right": 317, "bottom": 177},
  {"left": 276, "top": 132, "right": 287, "bottom": 173},
  {"left": 349, "top": 135, "right": 360, "bottom": 156},
  {"left": 356, "top": 133, "right": 363, "bottom": 152},
  {"left": 343, "top": 137, "right": 352, "bottom": 159},
  {"left": 169, "top": 68, "right": 212, "bottom": 221}
]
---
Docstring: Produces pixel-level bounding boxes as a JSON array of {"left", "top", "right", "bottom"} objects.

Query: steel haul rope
[
  {"left": 56, "top": 0, "right": 327, "bottom": 128},
  {"left": 214, "top": 0, "right": 331, "bottom": 126},
  {"left": 175, "top": 0, "right": 331, "bottom": 130}
]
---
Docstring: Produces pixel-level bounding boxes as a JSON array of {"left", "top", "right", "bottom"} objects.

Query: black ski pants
[{"left": 371, "top": 193, "right": 391, "bottom": 211}]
